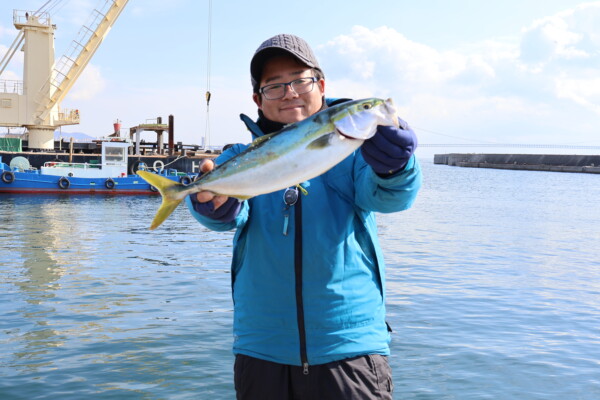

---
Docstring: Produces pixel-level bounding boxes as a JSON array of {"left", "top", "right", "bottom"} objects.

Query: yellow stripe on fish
[{"left": 138, "top": 98, "right": 399, "bottom": 230}]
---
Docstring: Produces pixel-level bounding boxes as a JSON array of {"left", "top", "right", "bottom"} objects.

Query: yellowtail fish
[{"left": 138, "top": 98, "right": 399, "bottom": 230}]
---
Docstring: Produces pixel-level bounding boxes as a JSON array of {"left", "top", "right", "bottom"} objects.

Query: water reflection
[
  {"left": 1, "top": 196, "right": 68, "bottom": 369},
  {"left": 1, "top": 195, "right": 145, "bottom": 373}
]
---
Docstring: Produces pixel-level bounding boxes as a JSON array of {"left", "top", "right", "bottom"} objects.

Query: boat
[
  {"left": 0, "top": 141, "right": 196, "bottom": 194},
  {"left": 0, "top": 2, "right": 219, "bottom": 175}
]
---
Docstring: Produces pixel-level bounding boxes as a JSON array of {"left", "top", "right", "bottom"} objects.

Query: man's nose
[{"left": 281, "top": 84, "right": 299, "bottom": 99}]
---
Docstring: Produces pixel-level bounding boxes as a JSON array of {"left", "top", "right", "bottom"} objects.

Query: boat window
[{"left": 105, "top": 146, "right": 126, "bottom": 163}]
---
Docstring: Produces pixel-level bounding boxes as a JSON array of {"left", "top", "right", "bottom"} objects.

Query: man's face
[{"left": 253, "top": 56, "right": 325, "bottom": 124}]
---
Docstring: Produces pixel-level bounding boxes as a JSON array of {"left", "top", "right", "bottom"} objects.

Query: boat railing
[
  {"left": 13, "top": 10, "right": 51, "bottom": 27},
  {"left": 52, "top": 108, "right": 81, "bottom": 125},
  {"left": 43, "top": 161, "right": 103, "bottom": 169},
  {"left": 0, "top": 80, "right": 23, "bottom": 95}
]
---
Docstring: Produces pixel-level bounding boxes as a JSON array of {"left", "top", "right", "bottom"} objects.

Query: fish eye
[{"left": 362, "top": 104, "right": 372, "bottom": 110}]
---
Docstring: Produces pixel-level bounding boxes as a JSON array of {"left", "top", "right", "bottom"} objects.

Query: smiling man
[
  {"left": 252, "top": 55, "right": 324, "bottom": 123},
  {"left": 186, "top": 34, "right": 422, "bottom": 399}
]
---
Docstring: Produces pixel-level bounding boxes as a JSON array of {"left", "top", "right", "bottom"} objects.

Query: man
[{"left": 186, "top": 34, "right": 421, "bottom": 399}]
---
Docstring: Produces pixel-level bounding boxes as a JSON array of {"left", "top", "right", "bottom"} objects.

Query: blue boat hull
[{"left": 0, "top": 167, "right": 194, "bottom": 195}]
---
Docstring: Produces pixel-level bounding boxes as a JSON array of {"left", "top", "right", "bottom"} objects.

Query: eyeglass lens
[{"left": 262, "top": 78, "right": 315, "bottom": 100}]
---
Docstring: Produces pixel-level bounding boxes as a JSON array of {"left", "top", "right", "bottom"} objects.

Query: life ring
[
  {"left": 105, "top": 178, "right": 115, "bottom": 189},
  {"left": 58, "top": 177, "right": 70, "bottom": 189},
  {"left": 179, "top": 175, "right": 192, "bottom": 185},
  {"left": 149, "top": 185, "right": 158, "bottom": 192},
  {"left": 1, "top": 171, "right": 15, "bottom": 184},
  {"left": 153, "top": 160, "right": 165, "bottom": 173}
]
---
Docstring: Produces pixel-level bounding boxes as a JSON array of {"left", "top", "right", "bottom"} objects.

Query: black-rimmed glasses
[{"left": 259, "top": 77, "right": 318, "bottom": 100}]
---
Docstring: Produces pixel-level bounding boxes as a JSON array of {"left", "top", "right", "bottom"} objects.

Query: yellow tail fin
[{"left": 137, "top": 170, "right": 184, "bottom": 230}]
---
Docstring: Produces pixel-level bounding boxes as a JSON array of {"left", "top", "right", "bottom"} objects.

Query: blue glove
[
  {"left": 189, "top": 195, "right": 241, "bottom": 223},
  {"left": 361, "top": 118, "right": 417, "bottom": 176}
]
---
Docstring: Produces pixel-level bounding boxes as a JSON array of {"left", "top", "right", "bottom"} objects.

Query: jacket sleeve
[
  {"left": 186, "top": 196, "right": 249, "bottom": 231},
  {"left": 354, "top": 152, "right": 422, "bottom": 213},
  {"left": 185, "top": 144, "right": 251, "bottom": 231}
]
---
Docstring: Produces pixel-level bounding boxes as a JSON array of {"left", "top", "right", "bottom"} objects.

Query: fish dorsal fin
[{"left": 307, "top": 132, "right": 334, "bottom": 149}]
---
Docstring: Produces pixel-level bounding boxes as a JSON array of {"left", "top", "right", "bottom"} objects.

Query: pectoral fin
[{"left": 307, "top": 132, "right": 334, "bottom": 149}]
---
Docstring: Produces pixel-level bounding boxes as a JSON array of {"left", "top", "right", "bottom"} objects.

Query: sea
[{"left": 1, "top": 158, "right": 599, "bottom": 400}]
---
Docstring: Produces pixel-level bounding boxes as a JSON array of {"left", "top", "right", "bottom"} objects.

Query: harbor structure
[
  {"left": 0, "top": 1, "right": 129, "bottom": 150},
  {"left": 0, "top": 1, "right": 216, "bottom": 175},
  {"left": 434, "top": 153, "right": 600, "bottom": 174}
]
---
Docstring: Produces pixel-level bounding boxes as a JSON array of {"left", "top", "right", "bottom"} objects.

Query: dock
[{"left": 434, "top": 154, "right": 600, "bottom": 174}]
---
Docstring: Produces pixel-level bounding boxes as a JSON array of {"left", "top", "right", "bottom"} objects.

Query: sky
[{"left": 1, "top": 0, "right": 599, "bottom": 158}]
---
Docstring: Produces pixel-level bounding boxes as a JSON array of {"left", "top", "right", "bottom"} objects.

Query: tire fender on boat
[
  {"left": 179, "top": 175, "right": 192, "bottom": 185},
  {"left": 58, "top": 177, "right": 70, "bottom": 190},
  {"left": 1, "top": 171, "right": 15, "bottom": 184},
  {"left": 149, "top": 185, "right": 158, "bottom": 192},
  {"left": 105, "top": 178, "right": 115, "bottom": 189}
]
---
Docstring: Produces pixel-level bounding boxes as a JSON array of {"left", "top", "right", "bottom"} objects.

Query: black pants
[{"left": 234, "top": 354, "right": 393, "bottom": 400}]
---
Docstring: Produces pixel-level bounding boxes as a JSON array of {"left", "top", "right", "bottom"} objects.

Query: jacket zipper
[{"left": 294, "top": 194, "right": 309, "bottom": 375}]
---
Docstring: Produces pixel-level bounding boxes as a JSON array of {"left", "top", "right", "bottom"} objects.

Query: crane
[{"left": 0, "top": 0, "right": 129, "bottom": 150}]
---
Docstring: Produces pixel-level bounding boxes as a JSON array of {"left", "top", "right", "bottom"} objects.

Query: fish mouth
[{"left": 336, "top": 128, "right": 360, "bottom": 140}]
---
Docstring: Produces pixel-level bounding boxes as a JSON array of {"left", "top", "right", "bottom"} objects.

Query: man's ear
[
  {"left": 253, "top": 93, "right": 262, "bottom": 109},
  {"left": 317, "top": 78, "right": 325, "bottom": 95}
]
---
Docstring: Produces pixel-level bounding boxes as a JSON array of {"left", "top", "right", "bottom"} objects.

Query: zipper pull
[
  {"left": 303, "top": 362, "right": 309, "bottom": 375},
  {"left": 283, "top": 213, "right": 290, "bottom": 236},
  {"left": 296, "top": 184, "right": 308, "bottom": 196}
]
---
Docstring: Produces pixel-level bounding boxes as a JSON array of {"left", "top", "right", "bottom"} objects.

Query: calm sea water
[{"left": 1, "top": 159, "right": 599, "bottom": 399}]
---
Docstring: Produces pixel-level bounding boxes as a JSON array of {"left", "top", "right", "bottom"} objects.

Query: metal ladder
[{"left": 33, "top": 0, "right": 129, "bottom": 125}]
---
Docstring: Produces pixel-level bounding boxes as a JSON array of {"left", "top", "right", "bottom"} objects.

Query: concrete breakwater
[{"left": 433, "top": 154, "right": 600, "bottom": 174}]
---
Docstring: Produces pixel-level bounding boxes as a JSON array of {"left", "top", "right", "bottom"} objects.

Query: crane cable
[
  {"left": 204, "top": 0, "right": 212, "bottom": 150},
  {"left": 36, "top": 0, "right": 64, "bottom": 16}
]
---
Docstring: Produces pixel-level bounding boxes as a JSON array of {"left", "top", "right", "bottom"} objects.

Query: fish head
[{"left": 331, "top": 98, "right": 399, "bottom": 141}]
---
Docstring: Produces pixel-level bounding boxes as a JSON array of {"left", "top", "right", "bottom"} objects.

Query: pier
[{"left": 434, "top": 153, "right": 600, "bottom": 174}]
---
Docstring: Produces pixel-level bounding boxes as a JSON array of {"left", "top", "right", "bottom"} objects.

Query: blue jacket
[{"left": 186, "top": 99, "right": 422, "bottom": 367}]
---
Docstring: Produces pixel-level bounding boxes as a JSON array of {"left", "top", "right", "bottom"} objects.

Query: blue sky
[{"left": 1, "top": 0, "right": 599, "bottom": 156}]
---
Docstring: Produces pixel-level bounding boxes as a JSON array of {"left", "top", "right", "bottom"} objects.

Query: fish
[{"left": 138, "top": 97, "right": 399, "bottom": 230}]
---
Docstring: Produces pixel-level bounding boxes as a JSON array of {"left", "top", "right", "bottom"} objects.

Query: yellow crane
[{"left": 0, "top": 0, "right": 129, "bottom": 150}]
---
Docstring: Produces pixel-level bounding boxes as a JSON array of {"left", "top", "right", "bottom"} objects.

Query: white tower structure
[{"left": 0, "top": 0, "right": 129, "bottom": 150}]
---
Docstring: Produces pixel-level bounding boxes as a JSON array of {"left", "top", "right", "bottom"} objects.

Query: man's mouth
[{"left": 280, "top": 104, "right": 304, "bottom": 111}]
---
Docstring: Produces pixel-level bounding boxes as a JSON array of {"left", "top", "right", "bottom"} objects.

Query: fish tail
[{"left": 137, "top": 170, "right": 184, "bottom": 230}]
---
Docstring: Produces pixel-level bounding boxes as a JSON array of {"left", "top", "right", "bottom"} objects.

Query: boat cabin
[{"left": 40, "top": 142, "right": 131, "bottom": 178}]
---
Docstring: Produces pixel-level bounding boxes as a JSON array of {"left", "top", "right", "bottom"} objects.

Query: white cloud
[
  {"left": 65, "top": 63, "right": 106, "bottom": 100},
  {"left": 555, "top": 75, "right": 600, "bottom": 113},
  {"left": 0, "top": 24, "right": 13, "bottom": 39},
  {"left": 518, "top": 3, "right": 600, "bottom": 66},
  {"left": 317, "top": 4, "right": 600, "bottom": 146}
]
